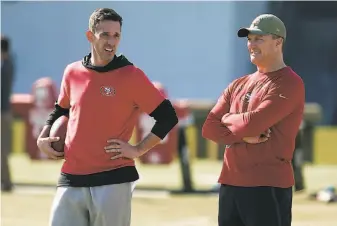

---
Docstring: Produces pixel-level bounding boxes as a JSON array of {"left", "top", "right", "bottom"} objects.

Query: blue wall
[
  {"left": 1, "top": 1, "right": 266, "bottom": 99},
  {"left": 3, "top": 2, "right": 336, "bottom": 124}
]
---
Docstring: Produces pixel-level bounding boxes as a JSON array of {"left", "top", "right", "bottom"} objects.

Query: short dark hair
[
  {"left": 1, "top": 35, "right": 10, "bottom": 53},
  {"left": 89, "top": 8, "right": 123, "bottom": 33}
]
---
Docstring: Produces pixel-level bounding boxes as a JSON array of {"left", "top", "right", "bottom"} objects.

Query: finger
[
  {"left": 105, "top": 148, "right": 121, "bottom": 153},
  {"left": 251, "top": 139, "right": 262, "bottom": 144},
  {"left": 49, "top": 155, "right": 58, "bottom": 160},
  {"left": 48, "top": 152, "right": 64, "bottom": 160},
  {"left": 44, "top": 146, "right": 65, "bottom": 157},
  {"left": 105, "top": 143, "right": 120, "bottom": 148},
  {"left": 46, "top": 137, "right": 60, "bottom": 142},
  {"left": 49, "top": 154, "right": 64, "bottom": 160},
  {"left": 259, "top": 137, "right": 269, "bottom": 143},
  {"left": 261, "top": 131, "right": 270, "bottom": 138},
  {"left": 107, "top": 139, "right": 125, "bottom": 145},
  {"left": 111, "top": 154, "right": 123, "bottom": 160},
  {"left": 104, "top": 144, "right": 121, "bottom": 151}
]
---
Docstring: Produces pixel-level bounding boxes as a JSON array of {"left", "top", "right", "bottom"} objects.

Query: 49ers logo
[{"left": 100, "top": 86, "right": 115, "bottom": 96}]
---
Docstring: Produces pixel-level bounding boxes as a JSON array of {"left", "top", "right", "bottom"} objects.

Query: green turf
[
  {"left": 2, "top": 153, "right": 337, "bottom": 226},
  {"left": 9, "top": 153, "right": 337, "bottom": 192},
  {"left": 2, "top": 190, "right": 337, "bottom": 226}
]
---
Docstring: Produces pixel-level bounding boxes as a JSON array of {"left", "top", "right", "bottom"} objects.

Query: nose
[
  {"left": 107, "top": 35, "right": 118, "bottom": 46},
  {"left": 107, "top": 38, "right": 115, "bottom": 46}
]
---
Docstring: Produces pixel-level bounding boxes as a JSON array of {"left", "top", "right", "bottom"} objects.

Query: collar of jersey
[{"left": 82, "top": 53, "right": 133, "bottom": 73}]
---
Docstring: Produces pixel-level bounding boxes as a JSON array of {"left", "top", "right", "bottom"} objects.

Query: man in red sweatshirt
[{"left": 202, "top": 14, "right": 305, "bottom": 226}]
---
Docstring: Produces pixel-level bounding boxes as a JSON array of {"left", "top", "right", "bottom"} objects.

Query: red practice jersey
[
  {"left": 203, "top": 67, "right": 305, "bottom": 188},
  {"left": 58, "top": 58, "right": 164, "bottom": 175}
]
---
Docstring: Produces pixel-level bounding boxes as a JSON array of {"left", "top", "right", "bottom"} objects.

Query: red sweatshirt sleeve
[
  {"left": 57, "top": 65, "right": 71, "bottom": 109},
  {"left": 221, "top": 75, "right": 305, "bottom": 137},
  {"left": 202, "top": 83, "right": 244, "bottom": 145}
]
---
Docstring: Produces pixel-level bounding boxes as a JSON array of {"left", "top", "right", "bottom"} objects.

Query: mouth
[
  {"left": 250, "top": 50, "right": 260, "bottom": 55},
  {"left": 250, "top": 52, "right": 261, "bottom": 58},
  {"left": 104, "top": 48, "right": 113, "bottom": 53}
]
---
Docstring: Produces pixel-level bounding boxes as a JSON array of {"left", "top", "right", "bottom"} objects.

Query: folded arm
[
  {"left": 221, "top": 79, "right": 305, "bottom": 137},
  {"left": 202, "top": 85, "right": 243, "bottom": 145}
]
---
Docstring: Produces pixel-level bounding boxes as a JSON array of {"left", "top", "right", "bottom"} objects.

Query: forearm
[
  {"left": 221, "top": 112, "right": 264, "bottom": 137},
  {"left": 137, "top": 99, "right": 178, "bottom": 156},
  {"left": 136, "top": 132, "right": 161, "bottom": 155},
  {"left": 202, "top": 113, "right": 243, "bottom": 145},
  {"left": 38, "top": 125, "right": 51, "bottom": 139}
]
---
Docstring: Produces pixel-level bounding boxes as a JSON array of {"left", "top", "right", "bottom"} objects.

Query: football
[{"left": 49, "top": 115, "right": 68, "bottom": 152}]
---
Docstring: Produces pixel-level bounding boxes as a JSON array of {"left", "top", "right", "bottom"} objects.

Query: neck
[
  {"left": 90, "top": 47, "right": 114, "bottom": 67},
  {"left": 257, "top": 54, "right": 286, "bottom": 73}
]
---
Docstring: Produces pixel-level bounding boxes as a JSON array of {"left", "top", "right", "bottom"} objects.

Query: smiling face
[
  {"left": 86, "top": 20, "right": 121, "bottom": 65},
  {"left": 247, "top": 33, "right": 283, "bottom": 67},
  {"left": 85, "top": 8, "right": 123, "bottom": 66}
]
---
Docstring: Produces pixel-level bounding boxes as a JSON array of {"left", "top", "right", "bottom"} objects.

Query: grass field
[
  {"left": 1, "top": 154, "right": 337, "bottom": 226},
  {"left": 2, "top": 190, "right": 337, "bottom": 226}
]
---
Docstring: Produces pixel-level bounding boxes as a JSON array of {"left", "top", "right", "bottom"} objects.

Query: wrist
[
  {"left": 135, "top": 144, "right": 147, "bottom": 157},
  {"left": 39, "top": 125, "right": 51, "bottom": 139}
]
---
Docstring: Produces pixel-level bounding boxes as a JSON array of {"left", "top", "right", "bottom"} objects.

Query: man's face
[
  {"left": 86, "top": 20, "right": 121, "bottom": 64},
  {"left": 247, "top": 33, "right": 281, "bottom": 67}
]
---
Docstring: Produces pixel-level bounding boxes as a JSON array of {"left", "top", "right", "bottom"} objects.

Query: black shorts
[{"left": 218, "top": 184, "right": 293, "bottom": 226}]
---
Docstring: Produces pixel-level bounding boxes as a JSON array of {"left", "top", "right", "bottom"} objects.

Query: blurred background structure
[{"left": 1, "top": 1, "right": 337, "bottom": 226}]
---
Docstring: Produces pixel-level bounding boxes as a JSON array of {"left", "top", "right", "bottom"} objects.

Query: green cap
[{"left": 237, "top": 14, "right": 286, "bottom": 39}]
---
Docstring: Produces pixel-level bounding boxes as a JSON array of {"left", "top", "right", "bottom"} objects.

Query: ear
[
  {"left": 86, "top": 30, "right": 94, "bottom": 43},
  {"left": 276, "top": 38, "right": 283, "bottom": 47}
]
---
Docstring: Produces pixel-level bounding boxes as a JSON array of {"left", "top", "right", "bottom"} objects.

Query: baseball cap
[{"left": 237, "top": 14, "right": 286, "bottom": 39}]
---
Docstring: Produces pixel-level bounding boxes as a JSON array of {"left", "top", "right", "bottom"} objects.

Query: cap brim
[{"left": 237, "top": 28, "right": 267, "bottom": 37}]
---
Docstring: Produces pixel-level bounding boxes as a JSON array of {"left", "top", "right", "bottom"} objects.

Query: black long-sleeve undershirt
[{"left": 46, "top": 99, "right": 178, "bottom": 139}]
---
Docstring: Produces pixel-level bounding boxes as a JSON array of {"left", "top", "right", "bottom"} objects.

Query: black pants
[{"left": 218, "top": 185, "right": 293, "bottom": 226}]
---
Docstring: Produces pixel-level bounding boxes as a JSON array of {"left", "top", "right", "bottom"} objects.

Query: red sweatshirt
[{"left": 202, "top": 67, "right": 305, "bottom": 188}]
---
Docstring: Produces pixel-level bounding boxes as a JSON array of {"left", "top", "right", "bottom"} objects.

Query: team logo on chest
[
  {"left": 100, "top": 86, "right": 116, "bottom": 97},
  {"left": 242, "top": 92, "right": 252, "bottom": 103}
]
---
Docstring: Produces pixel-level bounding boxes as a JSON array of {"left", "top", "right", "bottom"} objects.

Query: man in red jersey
[
  {"left": 202, "top": 14, "right": 305, "bottom": 226},
  {"left": 36, "top": 8, "right": 178, "bottom": 226}
]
